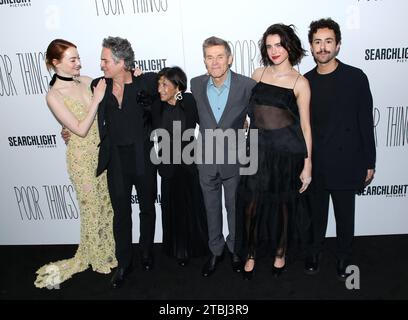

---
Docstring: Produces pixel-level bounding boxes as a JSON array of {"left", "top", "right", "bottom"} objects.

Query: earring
[{"left": 175, "top": 91, "right": 183, "bottom": 101}]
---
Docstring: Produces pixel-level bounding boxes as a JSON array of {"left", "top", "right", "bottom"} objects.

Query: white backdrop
[{"left": 1, "top": 0, "right": 407, "bottom": 244}]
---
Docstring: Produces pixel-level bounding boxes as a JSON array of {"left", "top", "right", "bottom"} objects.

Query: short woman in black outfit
[{"left": 151, "top": 67, "right": 208, "bottom": 266}]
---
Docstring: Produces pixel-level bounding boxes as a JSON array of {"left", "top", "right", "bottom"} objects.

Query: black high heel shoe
[
  {"left": 271, "top": 264, "right": 286, "bottom": 277},
  {"left": 272, "top": 257, "right": 286, "bottom": 278},
  {"left": 243, "top": 258, "right": 255, "bottom": 280},
  {"left": 177, "top": 258, "right": 189, "bottom": 267}
]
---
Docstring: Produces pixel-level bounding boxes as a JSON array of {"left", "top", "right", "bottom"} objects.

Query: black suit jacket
[
  {"left": 92, "top": 72, "right": 158, "bottom": 176},
  {"left": 305, "top": 61, "right": 376, "bottom": 190}
]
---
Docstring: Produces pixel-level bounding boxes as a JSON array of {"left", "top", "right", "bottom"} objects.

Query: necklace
[
  {"left": 274, "top": 71, "right": 293, "bottom": 78},
  {"left": 56, "top": 74, "right": 74, "bottom": 81},
  {"left": 270, "top": 66, "right": 293, "bottom": 78},
  {"left": 49, "top": 73, "right": 80, "bottom": 86}
]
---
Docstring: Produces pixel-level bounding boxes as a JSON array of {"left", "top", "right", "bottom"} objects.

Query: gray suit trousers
[{"left": 199, "top": 171, "right": 240, "bottom": 256}]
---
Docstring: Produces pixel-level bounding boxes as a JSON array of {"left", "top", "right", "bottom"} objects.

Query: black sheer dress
[{"left": 236, "top": 79, "right": 311, "bottom": 261}]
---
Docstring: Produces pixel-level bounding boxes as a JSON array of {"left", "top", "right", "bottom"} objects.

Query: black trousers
[
  {"left": 308, "top": 186, "right": 355, "bottom": 261},
  {"left": 107, "top": 145, "right": 157, "bottom": 268}
]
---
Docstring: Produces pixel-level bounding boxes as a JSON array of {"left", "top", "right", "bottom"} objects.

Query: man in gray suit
[{"left": 191, "top": 36, "right": 256, "bottom": 277}]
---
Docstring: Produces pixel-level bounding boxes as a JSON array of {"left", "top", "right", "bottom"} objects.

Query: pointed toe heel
[
  {"left": 243, "top": 269, "right": 254, "bottom": 280},
  {"left": 242, "top": 258, "right": 255, "bottom": 280},
  {"left": 272, "top": 264, "right": 286, "bottom": 278}
]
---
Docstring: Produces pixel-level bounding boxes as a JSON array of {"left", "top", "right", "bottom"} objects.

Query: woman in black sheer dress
[
  {"left": 151, "top": 67, "right": 208, "bottom": 266},
  {"left": 236, "top": 24, "right": 312, "bottom": 279}
]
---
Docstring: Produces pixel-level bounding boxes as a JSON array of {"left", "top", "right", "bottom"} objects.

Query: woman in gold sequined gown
[{"left": 34, "top": 39, "right": 117, "bottom": 289}]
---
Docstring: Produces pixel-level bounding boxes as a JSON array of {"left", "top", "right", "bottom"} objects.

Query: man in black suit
[
  {"left": 303, "top": 19, "right": 376, "bottom": 280},
  {"left": 94, "top": 36, "right": 158, "bottom": 288}
]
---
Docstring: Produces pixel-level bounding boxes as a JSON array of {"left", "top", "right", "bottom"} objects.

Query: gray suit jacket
[{"left": 191, "top": 71, "right": 256, "bottom": 178}]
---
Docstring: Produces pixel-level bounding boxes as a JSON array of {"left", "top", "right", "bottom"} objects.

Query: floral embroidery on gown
[{"left": 34, "top": 93, "right": 117, "bottom": 288}]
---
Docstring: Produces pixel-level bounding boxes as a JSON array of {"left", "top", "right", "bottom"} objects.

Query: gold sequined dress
[{"left": 34, "top": 93, "right": 117, "bottom": 289}]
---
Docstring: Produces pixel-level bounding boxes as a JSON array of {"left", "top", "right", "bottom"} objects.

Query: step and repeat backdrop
[{"left": 0, "top": 0, "right": 407, "bottom": 244}]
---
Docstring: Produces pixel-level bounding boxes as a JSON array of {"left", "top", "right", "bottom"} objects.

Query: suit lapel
[
  {"left": 218, "top": 71, "right": 235, "bottom": 126},
  {"left": 323, "top": 67, "right": 343, "bottom": 144},
  {"left": 200, "top": 75, "right": 218, "bottom": 125}
]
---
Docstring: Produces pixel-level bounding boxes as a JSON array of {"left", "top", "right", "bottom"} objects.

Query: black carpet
[{"left": 1, "top": 235, "right": 407, "bottom": 303}]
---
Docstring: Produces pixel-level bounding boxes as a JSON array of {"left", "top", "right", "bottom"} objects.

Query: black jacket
[
  {"left": 305, "top": 61, "right": 376, "bottom": 190},
  {"left": 92, "top": 72, "right": 158, "bottom": 176}
]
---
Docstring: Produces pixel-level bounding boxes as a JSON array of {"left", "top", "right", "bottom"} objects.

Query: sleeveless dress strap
[
  {"left": 259, "top": 67, "right": 268, "bottom": 82},
  {"left": 292, "top": 73, "right": 301, "bottom": 90}
]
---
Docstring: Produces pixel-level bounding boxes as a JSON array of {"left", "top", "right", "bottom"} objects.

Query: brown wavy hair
[{"left": 259, "top": 24, "right": 306, "bottom": 66}]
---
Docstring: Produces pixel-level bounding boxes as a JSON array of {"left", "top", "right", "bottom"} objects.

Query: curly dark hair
[
  {"left": 259, "top": 23, "right": 306, "bottom": 66},
  {"left": 102, "top": 36, "right": 135, "bottom": 71},
  {"left": 158, "top": 66, "right": 187, "bottom": 92},
  {"left": 308, "top": 18, "right": 341, "bottom": 44}
]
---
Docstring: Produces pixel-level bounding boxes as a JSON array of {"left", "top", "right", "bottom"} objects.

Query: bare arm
[
  {"left": 47, "top": 79, "right": 106, "bottom": 138},
  {"left": 295, "top": 76, "right": 312, "bottom": 193}
]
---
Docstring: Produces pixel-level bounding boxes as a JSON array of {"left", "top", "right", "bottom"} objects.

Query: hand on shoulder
[
  {"left": 92, "top": 78, "right": 107, "bottom": 103},
  {"left": 133, "top": 67, "right": 143, "bottom": 77}
]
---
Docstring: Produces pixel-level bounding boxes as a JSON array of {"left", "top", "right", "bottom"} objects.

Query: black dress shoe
[
  {"left": 141, "top": 255, "right": 154, "bottom": 271},
  {"left": 271, "top": 264, "right": 286, "bottom": 278},
  {"left": 201, "top": 253, "right": 224, "bottom": 277},
  {"left": 111, "top": 266, "right": 132, "bottom": 289},
  {"left": 230, "top": 253, "right": 243, "bottom": 273},
  {"left": 336, "top": 259, "right": 350, "bottom": 281},
  {"left": 177, "top": 258, "right": 189, "bottom": 267},
  {"left": 304, "top": 254, "right": 320, "bottom": 275}
]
